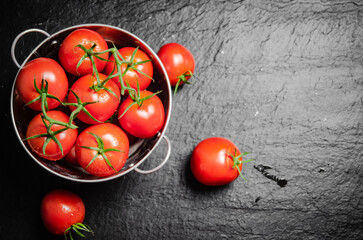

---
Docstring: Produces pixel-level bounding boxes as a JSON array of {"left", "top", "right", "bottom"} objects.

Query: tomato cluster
[
  {"left": 13, "top": 26, "right": 258, "bottom": 240},
  {"left": 16, "top": 28, "right": 167, "bottom": 177}
]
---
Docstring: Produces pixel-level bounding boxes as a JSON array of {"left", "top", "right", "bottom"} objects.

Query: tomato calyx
[
  {"left": 118, "top": 79, "right": 162, "bottom": 119},
  {"left": 24, "top": 114, "right": 71, "bottom": 156},
  {"left": 103, "top": 45, "right": 153, "bottom": 96},
  {"left": 174, "top": 70, "right": 193, "bottom": 95},
  {"left": 116, "top": 46, "right": 153, "bottom": 80},
  {"left": 24, "top": 76, "right": 63, "bottom": 111},
  {"left": 75, "top": 42, "right": 109, "bottom": 75},
  {"left": 228, "top": 150, "right": 254, "bottom": 180},
  {"left": 75, "top": 43, "right": 120, "bottom": 100},
  {"left": 89, "top": 73, "right": 120, "bottom": 100},
  {"left": 63, "top": 90, "right": 103, "bottom": 123},
  {"left": 101, "top": 45, "right": 136, "bottom": 96},
  {"left": 64, "top": 222, "right": 93, "bottom": 240},
  {"left": 79, "top": 132, "right": 124, "bottom": 172},
  {"left": 75, "top": 42, "right": 134, "bottom": 96}
]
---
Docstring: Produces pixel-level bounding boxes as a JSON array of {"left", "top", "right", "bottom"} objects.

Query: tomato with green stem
[
  {"left": 104, "top": 46, "right": 153, "bottom": 93},
  {"left": 76, "top": 123, "right": 129, "bottom": 177},
  {"left": 15, "top": 57, "right": 68, "bottom": 111},
  {"left": 190, "top": 137, "right": 254, "bottom": 186},
  {"left": 67, "top": 73, "right": 120, "bottom": 124},
  {"left": 41, "top": 189, "right": 93, "bottom": 239},
  {"left": 157, "top": 43, "right": 195, "bottom": 94},
  {"left": 58, "top": 28, "right": 109, "bottom": 76},
  {"left": 118, "top": 86, "right": 165, "bottom": 139},
  {"left": 25, "top": 111, "right": 78, "bottom": 161}
]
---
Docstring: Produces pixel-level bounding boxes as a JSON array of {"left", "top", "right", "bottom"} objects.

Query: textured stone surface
[{"left": 1, "top": 0, "right": 363, "bottom": 239}]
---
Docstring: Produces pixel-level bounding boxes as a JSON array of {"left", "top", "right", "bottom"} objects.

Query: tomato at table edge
[
  {"left": 118, "top": 90, "right": 165, "bottom": 139},
  {"left": 26, "top": 110, "right": 78, "bottom": 161},
  {"left": 40, "top": 189, "right": 86, "bottom": 235},
  {"left": 157, "top": 42, "right": 195, "bottom": 87},
  {"left": 75, "top": 123, "right": 129, "bottom": 177},
  {"left": 15, "top": 57, "right": 68, "bottom": 111},
  {"left": 190, "top": 137, "right": 244, "bottom": 186},
  {"left": 103, "top": 47, "right": 153, "bottom": 93},
  {"left": 67, "top": 73, "right": 121, "bottom": 124},
  {"left": 58, "top": 28, "right": 109, "bottom": 76}
]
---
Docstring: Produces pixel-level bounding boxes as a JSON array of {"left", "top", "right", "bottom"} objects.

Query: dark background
[{"left": 1, "top": 0, "right": 363, "bottom": 239}]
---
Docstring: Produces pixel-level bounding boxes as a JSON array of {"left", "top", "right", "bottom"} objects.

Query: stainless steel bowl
[{"left": 10, "top": 24, "right": 172, "bottom": 183}]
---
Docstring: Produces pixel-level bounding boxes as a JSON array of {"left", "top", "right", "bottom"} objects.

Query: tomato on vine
[
  {"left": 118, "top": 87, "right": 165, "bottom": 139},
  {"left": 25, "top": 111, "right": 78, "bottom": 161},
  {"left": 190, "top": 137, "right": 254, "bottom": 186},
  {"left": 58, "top": 28, "right": 109, "bottom": 76},
  {"left": 157, "top": 43, "right": 195, "bottom": 94},
  {"left": 104, "top": 47, "right": 153, "bottom": 93},
  {"left": 15, "top": 57, "right": 68, "bottom": 111},
  {"left": 67, "top": 73, "right": 120, "bottom": 124},
  {"left": 76, "top": 123, "right": 129, "bottom": 177},
  {"left": 41, "top": 189, "right": 93, "bottom": 239}
]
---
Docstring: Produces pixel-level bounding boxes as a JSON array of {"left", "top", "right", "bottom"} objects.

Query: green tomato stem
[
  {"left": 79, "top": 132, "right": 124, "bottom": 172},
  {"left": 64, "top": 222, "right": 93, "bottom": 240},
  {"left": 228, "top": 150, "right": 254, "bottom": 181},
  {"left": 174, "top": 70, "right": 194, "bottom": 95}
]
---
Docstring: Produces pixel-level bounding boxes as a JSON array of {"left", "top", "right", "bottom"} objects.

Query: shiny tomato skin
[
  {"left": 76, "top": 123, "right": 129, "bottom": 177},
  {"left": 26, "top": 111, "right": 78, "bottom": 161},
  {"left": 67, "top": 73, "right": 120, "bottom": 124},
  {"left": 65, "top": 144, "right": 78, "bottom": 166},
  {"left": 15, "top": 57, "right": 68, "bottom": 111},
  {"left": 118, "top": 91, "right": 165, "bottom": 139},
  {"left": 58, "top": 28, "right": 109, "bottom": 76},
  {"left": 104, "top": 47, "right": 153, "bottom": 92},
  {"left": 190, "top": 137, "right": 243, "bottom": 186},
  {"left": 41, "top": 189, "right": 85, "bottom": 235},
  {"left": 157, "top": 43, "right": 195, "bottom": 86}
]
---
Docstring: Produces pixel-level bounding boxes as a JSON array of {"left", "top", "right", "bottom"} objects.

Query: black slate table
[{"left": 1, "top": 1, "right": 363, "bottom": 239}]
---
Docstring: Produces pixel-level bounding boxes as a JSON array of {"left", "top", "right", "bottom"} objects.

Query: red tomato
[
  {"left": 58, "top": 28, "right": 109, "bottom": 76},
  {"left": 118, "top": 91, "right": 165, "bottom": 138},
  {"left": 41, "top": 189, "right": 90, "bottom": 236},
  {"left": 104, "top": 47, "right": 153, "bottom": 92},
  {"left": 67, "top": 73, "right": 120, "bottom": 124},
  {"left": 157, "top": 43, "right": 195, "bottom": 88},
  {"left": 15, "top": 57, "right": 68, "bottom": 111},
  {"left": 190, "top": 137, "right": 250, "bottom": 186},
  {"left": 76, "top": 123, "right": 129, "bottom": 177},
  {"left": 26, "top": 111, "right": 78, "bottom": 161},
  {"left": 65, "top": 144, "right": 78, "bottom": 166}
]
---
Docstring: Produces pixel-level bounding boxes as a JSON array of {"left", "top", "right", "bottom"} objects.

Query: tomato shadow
[
  {"left": 172, "top": 84, "right": 186, "bottom": 95},
  {"left": 183, "top": 153, "right": 231, "bottom": 193}
]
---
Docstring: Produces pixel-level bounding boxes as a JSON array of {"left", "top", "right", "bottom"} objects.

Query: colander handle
[
  {"left": 11, "top": 28, "right": 50, "bottom": 68},
  {"left": 134, "top": 135, "right": 171, "bottom": 174}
]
